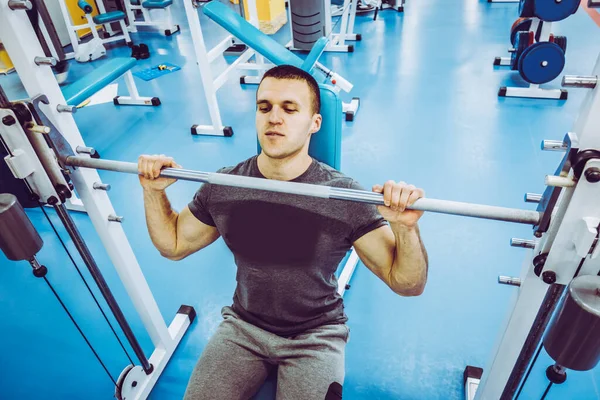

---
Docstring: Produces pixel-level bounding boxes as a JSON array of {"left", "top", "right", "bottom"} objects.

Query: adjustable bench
[{"left": 62, "top": 57, "right": 160, "bottom": 107}]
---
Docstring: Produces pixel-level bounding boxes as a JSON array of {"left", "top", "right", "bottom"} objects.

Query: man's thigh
[
  {"left": 276, "top": 323, "right": 348, "bottom": 400},
  {"left": 184, "top": 311, "right": 274, "bottom": 400}
]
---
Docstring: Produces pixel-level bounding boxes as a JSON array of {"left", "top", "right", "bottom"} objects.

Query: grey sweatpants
[{"left": 183, "top": 306, "right": 349, "bottom": 400}]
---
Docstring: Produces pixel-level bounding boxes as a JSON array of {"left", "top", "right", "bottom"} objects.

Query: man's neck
[{"left": 257, "top": 152, "right": 313, "bottom": 181}]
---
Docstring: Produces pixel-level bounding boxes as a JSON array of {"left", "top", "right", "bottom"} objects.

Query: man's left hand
[{"left": 372, "top": 181, "right": 425, "bottom": 228}]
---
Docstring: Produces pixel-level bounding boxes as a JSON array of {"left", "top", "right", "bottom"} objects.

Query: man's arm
[
  {"left": 143, "top": 190, "right": 220, "bottom": 260},
  {"left": 352, "top": 181, "right": 428, "bottom": 296},
  {"left": 139, "top": 155, "right": 220, "bottom": 261},
  {"left": 353, "top": 223, "right": 428, "bottom": 296}
]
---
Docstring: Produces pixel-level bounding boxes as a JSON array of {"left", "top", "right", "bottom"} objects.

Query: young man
[{"left": 138, "top": 65, "right": 428, "bottom": 399}]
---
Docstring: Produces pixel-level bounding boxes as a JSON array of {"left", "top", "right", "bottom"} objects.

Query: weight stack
[
  {"left": 289, "top": 0, "right": 325, "bottom": 51},
  {"left": 543, "top": 275, "right": 600, "bottom": 371}
]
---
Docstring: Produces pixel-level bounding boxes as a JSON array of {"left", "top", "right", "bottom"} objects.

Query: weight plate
[
  {"left": 519, "top": 0, "right": 536, "bottom": 18},
  {"left": 518, "top": 42, "right": 565, "bottom": 84},
  {"left": 534, "top": 0, "right": 579, "bottom": 21},
  {"left": 510, "top": 18, "right": 532, "bottom": 46}
]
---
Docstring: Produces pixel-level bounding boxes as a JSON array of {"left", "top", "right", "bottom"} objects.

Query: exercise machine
[
  {"left": 468, "top": 47, "right": 600, "bottom": 398},
  {"left": 493, "top": 0, "right": 579, "bottom": 100},
  {"left": 122, "top": 0, "right": 180, "bottom": 37},
  {"left": 57, "top": 0, "right": 132, "bottom": 62},
  {"left": 183, "top": 0, "right": 271, "bottom": 136},
  {"left": 0, "top": 4, "right": 186, "bottom": 399}
]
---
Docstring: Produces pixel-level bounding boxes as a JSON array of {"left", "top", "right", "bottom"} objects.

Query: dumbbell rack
[{"left": 495, "top": 19, "right": 568, "bottom": 100}]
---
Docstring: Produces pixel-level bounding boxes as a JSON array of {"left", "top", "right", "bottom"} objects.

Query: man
[{"left": 138, "top": 65, "right": 428, "bottom": 399}]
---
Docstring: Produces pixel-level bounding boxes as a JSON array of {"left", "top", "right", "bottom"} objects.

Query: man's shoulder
[
  {"left": 216, "top": 155, "right": 257, "bottom": 176},
  {"left": 310, "top": 160, "right": 359, "bottom": 189}
]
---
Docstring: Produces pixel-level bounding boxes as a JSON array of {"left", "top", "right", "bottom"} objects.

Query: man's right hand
[{"left": 138, "top": 154, "right": 181, "bottom": 191}]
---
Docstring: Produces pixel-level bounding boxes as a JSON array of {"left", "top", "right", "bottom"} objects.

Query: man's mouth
[{"left": 265, "top": 131, "right": 284, "bottom": 137}]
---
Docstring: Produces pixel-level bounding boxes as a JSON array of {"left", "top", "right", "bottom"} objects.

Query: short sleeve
[
  {"left": 187, "top": 183, "right": 216, "bottom": 226},
  {"left": 346, "top": 179, "right": 387, "bottom": 243}
]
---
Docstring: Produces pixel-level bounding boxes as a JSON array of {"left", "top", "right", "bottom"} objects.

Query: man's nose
[{"left": 269, "top": 106, "right": 283, "bottom": 124}]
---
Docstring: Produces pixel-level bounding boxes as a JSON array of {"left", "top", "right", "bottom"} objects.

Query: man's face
[{"left": 256, "top": 78, "right": 321, "bottom": 160}]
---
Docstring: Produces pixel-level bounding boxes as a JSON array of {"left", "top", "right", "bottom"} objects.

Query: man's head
[{"left": 256, "top": 65, "right": 322, "bottom": 160}]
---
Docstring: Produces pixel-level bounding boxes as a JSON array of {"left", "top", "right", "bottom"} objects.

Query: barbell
[{"left": 65, "top": 156, "right": 543, "bottom": 226}]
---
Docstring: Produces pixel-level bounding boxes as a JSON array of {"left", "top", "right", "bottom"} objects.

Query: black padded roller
[
  {"left": 0, "top": 193, "right": 43, "bottom": 261},
  {"left": 543, "top": 275, "right": 600, "bottom": 371}
]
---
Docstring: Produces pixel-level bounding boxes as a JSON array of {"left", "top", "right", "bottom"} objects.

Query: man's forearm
[
  {"left": 143, "top": 189, "right": 179, "bottom": 257},
  {"left": 388, "top": 223, "right": 428, "bottom": 295}
]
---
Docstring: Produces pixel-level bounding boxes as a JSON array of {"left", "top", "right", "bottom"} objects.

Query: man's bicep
[
  {"left": 352, "top": 225, "right": 395, "bottom": 285},
  {"left": 176, "top": 206, "right": 220, "bottom": 258}
]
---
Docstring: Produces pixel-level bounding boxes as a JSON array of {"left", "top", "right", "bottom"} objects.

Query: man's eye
[
  {"left": 285, "top": 108, "right": 297, "bottom": 113},
  {"left": 259, "top": 107, "right": 270, "bottom": 112}
]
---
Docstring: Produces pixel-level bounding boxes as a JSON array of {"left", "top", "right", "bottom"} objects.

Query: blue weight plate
[
  {"left": 518, "top": 42, "right": 565, "bottom": 84},
  {"left": 534, "top": 0, "right": 579, "bottom": 21}
]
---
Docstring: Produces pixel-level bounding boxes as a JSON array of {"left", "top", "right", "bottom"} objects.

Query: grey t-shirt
[{"left": 188, "top": 156, "right": 386, "bottom": 336}]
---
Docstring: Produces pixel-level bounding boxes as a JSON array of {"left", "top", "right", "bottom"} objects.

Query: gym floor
[{"left": 1, "top": 0, "right": 600, "bottom": 399}]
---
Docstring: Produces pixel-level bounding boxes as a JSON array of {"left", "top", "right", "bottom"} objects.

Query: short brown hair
[{"left": 258, "top": 65, "right": 321, "bottom": 114}]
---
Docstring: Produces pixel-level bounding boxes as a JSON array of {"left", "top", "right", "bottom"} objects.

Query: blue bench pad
[
  {"left": 62, "top": 57, "right": 136, "bottom": 106},
  {"left": 93, "top": 11, "right": 126, "bottom": 24}
]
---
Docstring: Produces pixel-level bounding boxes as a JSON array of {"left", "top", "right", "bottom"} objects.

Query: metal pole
[
  {"left": 65, "top": 156, "right": 543, "bottom": 225},
  {"left": 53, "top": 204, "right": 153, "bottom": 374}
]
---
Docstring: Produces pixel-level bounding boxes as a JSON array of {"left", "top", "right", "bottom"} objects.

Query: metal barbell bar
[{"left": 65, "top": 156, "right": 543, "bottom": 226}]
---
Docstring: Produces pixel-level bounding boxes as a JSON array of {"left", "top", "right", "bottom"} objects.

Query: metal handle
[
  {"left": 57, "top": 104, "right": 76, "bottom": 114},
  {"left": 510, "top": 238, "right": 537, "bottom": 249},
  {"left": 76, "top": 146, "right": 96, "bottom": 156},
  {"left": 562, "top": 75, "right": 598, "bottom": 89},
  {"left": 93, "top": 182, "right": 111, "bottom": 191},
  {"left": 498, "top": 276, "right": 521, "bottom": 287},
  {"left": 541, "top": 140, "right": 568, "bottom": 152},
  {"left": 524, "top": 193, "right": 542, "bottom": 203},
  {"left": 34, "top": 57, "right": 57, "bottom": 67},
  {"left": 108, "top": 214, "right": 124, "bottom": 223},
  {"left": 545, "top": 175, "right": 576, "bottom": 188},
  {"left": 64, "top": 156, "right": 543, "bottom": 225},
  {"left": 8, "top": 0, "right": 32, "bottom": 10}
]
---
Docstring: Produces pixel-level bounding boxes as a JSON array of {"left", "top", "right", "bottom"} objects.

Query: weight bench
[
  {"left": 61, "top": 57, "right": 160, "bottom": 107},
  {"left": 202, "top": 1, "right": 361, "bottom": 122},
  {"left": 125, "top": 0, "right": 180, "bottom": 36}
]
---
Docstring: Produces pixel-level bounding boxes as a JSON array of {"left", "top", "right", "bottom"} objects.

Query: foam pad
[
  {"left": 142, "top": 0, "right": 173, "bottom": 8},
  {"left": 257, "top": 84, "right": 342, "bottom": 169},
  {"left": 301, "top": 37, "right": 329, "bottom": 73},
  {"left": 62, "top": 57, "right": 137, "bottom": 106},
  {"left": 77, "top": 0, "right": 93, "bottom": 13},
  {"left": 93, "top": 11, "right": 126, "bottom": 24}
]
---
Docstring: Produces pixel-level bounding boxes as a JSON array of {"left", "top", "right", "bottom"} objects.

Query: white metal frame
[
  {"left": 123, "top": 0, "right": 179, "bottom": 36},
  {"left": 497, "top": 19, "right": 567, "bottom": 100},
  {"left": 183, "top": 0, "right": 270, "bottom": 136},
  {"left": 0, "top": 3, "right": 191, "bottom": 399},
  {"left": 473, "top": 53, "right": 600, "bottom": 399},
  {"left": 286, "top": 0, "right": 359, "bottom": 53},
  {"left": 57, "top": 0, "right": 131, "bottom": 62}
]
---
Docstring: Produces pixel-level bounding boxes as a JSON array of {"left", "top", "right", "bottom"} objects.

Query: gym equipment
[
  {"left": 122, "top": 0, "right": 180, "bottom": 37},
  {"left": 64, "top": 157, "right": 543, "bottom": 225},
  {"left": 467, "top": 53, "right": 600, "bottom": 400},
  {"left": 61, "top": 57, "right": 161, "bottom": 106},
  {"left": 0, "top": 5, "right": 194, "bottom": 399},
  {"left": 519, "top": 0, "right": 579, "bottom": 22},
  {"left": 495, "top": 16, "right": 569, "bottom": 100},
  {"left": 133, "top": 62, "right": 181, "bottom": 81},
  {"left": 182, "top": 0, "right": 273, "bottom": 136},
  {"left": 543, "top": 275, "right": 600, "bottom": 371},
  {"left": 57, "top": 0, "right": 132, "bottom": 62},
  {"left": 201, "top": 1, "right": 360, "bottom": 122},
  {"left": 286, "top": 0, "right": 360, "bottom": 53},
  {"left": 0, "top": 193, "right": 43, "bottom": 261}
]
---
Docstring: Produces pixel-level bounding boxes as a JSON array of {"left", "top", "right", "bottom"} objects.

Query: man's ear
[{"left": 310, "top": 113, "right": 322, "bottom": 134}]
